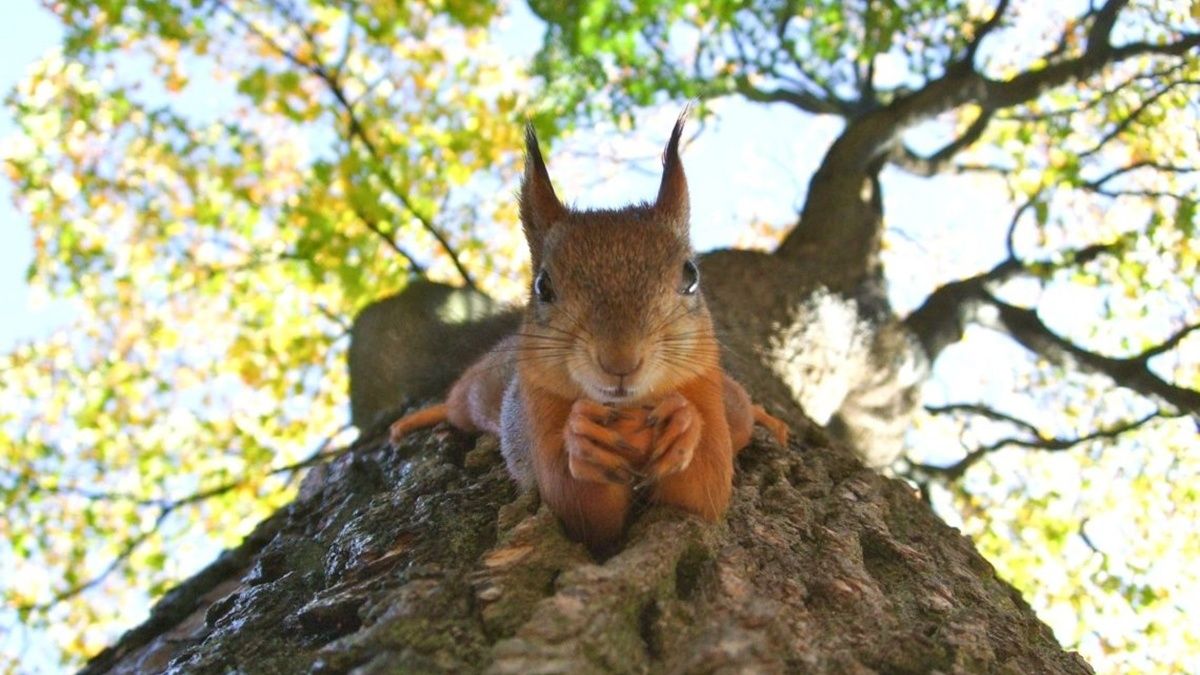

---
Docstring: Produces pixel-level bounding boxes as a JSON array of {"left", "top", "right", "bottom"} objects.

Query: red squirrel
[{"left": 389, "top": 114, "right": 788, "bottom": 551}]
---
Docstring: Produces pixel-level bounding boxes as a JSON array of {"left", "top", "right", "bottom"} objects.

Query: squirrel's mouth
[
  {"left": 578, "top": 379, "right": 643, "bottom": 405},
  {"left": 601, "top": 385, "right": 630, "bottom": 400}
]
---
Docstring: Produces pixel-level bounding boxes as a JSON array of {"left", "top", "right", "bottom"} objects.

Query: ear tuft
[
  {"left": 655, "top": 107, "right": 690, "bottom": 228},
  {"left": 520, "top": 123, "right": 565, "bottom": 268}
]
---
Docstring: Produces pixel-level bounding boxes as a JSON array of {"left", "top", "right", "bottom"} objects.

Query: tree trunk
[
  {"left": 83, "top": 383, "right": 1091, "bottom": 674},
  {"left": 82, "top": 109, "right": 1086, "bottom": 673}
]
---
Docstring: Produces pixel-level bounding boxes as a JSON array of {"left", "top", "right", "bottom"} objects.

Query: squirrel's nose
[{"left": 597, "top": 351, "right": 644, "bottom": 378}]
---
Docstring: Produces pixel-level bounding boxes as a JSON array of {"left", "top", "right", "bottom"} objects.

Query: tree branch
[
  {"left": 980, "top": 31, "right": 1200, "bottom": 111},
  {"left": 913, "top": 407, "right": 1176, "bottom": 481},
  {"left": 728, "top": 17, "right": 848, "bottom": 116},
  {"left": 979, "top": 294, "right": 1200, "bottom": 415},
  {"left": 347, "top": 200, "right": 427, "bottom": 274},
  {"left": 924, "top": 402, "right": 1040, "bottom": 436},
  {"left": 1077, "top": 79, "right": 1200, "bottom": 160},
  {"left": 779, "top": 1, "right": 1196, "bottom": 267},
  {"left": 14, "top": 511, "right": 173, "bottom": 615},
  {"left": 1134, "top": 322, "right": 1200, "bottom": 361},
  {"left": 902, "top": 241, "right": 1115, "bottom": 360},
  {"left": 733, "top": 76, "right": 844, "bottom": 115},
  {"left": 16, "top": 427, "right": 354, "bottom": 613},
  {"left": 961, "top": 0, "right": 1012, "bottom": 68},
  {"left": 211, "top": 0, "right": 476, "bottom": 289},
  {"left": 1087, "top": 188, "right": 1193, "bottom": 201},
  {"left": 1082, "top": 161, "right": 1198, "bottom": 191},
  {"left": 809, "top": 2, "right": 1197, "bottom": 177},
  {"left": 1004, "top": 188, "right": 1046, "bottom": 260},
  {"left": 890, "top": 107, "right": 996, "bottom": 176},
  {"left": 996, "top": 62, "right": 1188, "bottom": 123}
]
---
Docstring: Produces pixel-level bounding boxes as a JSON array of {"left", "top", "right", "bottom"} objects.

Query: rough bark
[{"left": 84, "top": 363, "right": 1090, "bottom": 675}]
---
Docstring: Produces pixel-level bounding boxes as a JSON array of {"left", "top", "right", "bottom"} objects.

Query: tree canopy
[{"left": 1, "top": 0, "right": 1197, "bottom": 672}]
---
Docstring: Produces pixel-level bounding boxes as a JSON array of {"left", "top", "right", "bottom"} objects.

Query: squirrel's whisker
[{"left": 646, "top": 300, "right": 695, "bottom": 335}]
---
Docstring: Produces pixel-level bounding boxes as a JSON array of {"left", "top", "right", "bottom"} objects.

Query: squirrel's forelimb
[{"left": 388, "top": 362, "right": 789, "bottom": 552}]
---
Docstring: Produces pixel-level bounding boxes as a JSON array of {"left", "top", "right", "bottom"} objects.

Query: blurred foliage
[
  {"left": 1, "top": 0, "right": 1198, "bottom": 672},
  {"left": 1, "top": 0, "right": 533, "bottom": 667}
]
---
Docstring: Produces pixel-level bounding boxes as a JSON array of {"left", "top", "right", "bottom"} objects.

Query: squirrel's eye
[
  {"left": 680, "top": 260, "right": 699, "bottom": 295},
  {"left": 534, "top": 269, "right": 555, "bottom": 303}
]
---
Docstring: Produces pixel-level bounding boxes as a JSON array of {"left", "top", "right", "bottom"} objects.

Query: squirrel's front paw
[
  {"left": 643, "top": 392, "right": 702, "bottom": 482},
  {"left": 565, "top": 400, "right": 643, "bottom": 485}
]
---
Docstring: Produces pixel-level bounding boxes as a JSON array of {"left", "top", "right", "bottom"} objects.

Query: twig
[
  {"left": 914, "top": 407, "right": 1178, "bottom": 480},
  {"left": 211, "top": 0, "right": 475, "bottom": 288},
  {"left": 16, "top": 424, "right": 354, "bottom": 613}
]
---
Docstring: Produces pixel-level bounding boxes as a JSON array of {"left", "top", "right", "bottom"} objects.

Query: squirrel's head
[{"left": 516, "top": 113, "right": 717, "bottom": 405}]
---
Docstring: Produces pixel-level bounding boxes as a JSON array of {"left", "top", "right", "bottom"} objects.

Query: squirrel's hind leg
[
  {"left": 752, "top": 405, "right": 789, "bottom": 446},
  {"left": 389, "top": 403, "right": 449, "bottom": 444}
]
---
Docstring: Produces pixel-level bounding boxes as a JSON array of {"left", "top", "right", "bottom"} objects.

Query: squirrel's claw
[
  {"left": 565, "top": 432, "right": 640, "bottom": 486},
  {"left": 572, "top": 399, "right": 628, "bottom": 426},
  {"left": 642, "top": 393, "right": 701, "bottom": 481},
  {"left": 568, "top": 412, "right": 641, "bottom": 462}
]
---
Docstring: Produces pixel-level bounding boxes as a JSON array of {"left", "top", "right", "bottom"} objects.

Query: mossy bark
[{"left": 84, "top": 403, "right": 1091, "bottom": 674}]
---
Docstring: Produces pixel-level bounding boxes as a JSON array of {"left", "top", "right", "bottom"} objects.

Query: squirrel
[{"left": 389, "top": 113, "right": 789, "bottom": 552}]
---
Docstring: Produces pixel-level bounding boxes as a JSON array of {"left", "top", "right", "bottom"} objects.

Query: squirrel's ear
[
  {"left": 654, "top": 109, "right": 690, "bottom": 230},
  {"left": 519, "top": 123, "right": 565, "bottom": 266}
]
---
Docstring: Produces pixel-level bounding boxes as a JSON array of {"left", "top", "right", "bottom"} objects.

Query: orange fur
[
  {"left": 389, "top": 403, "right": 448, "bottom": 441},
  {"left": 649, "top": 373, "right": 733, "bottom": 521},
  {"left": 753, "top": 405, "right": 790, "bottom": 446},
  {"left": 525, "top": 387, "right": 632, "bottom": 550}
]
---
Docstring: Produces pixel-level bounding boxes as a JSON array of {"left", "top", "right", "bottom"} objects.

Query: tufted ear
[
  {"left": 654, "top": 110, "right": 690, "bottom": 231},
  {"left": 519, "top": 124, "right": 565, "bottom": 270}
]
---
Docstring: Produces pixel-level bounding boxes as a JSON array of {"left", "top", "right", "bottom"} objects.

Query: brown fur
[{"left": 391, "top": 114, "right": 788, "bottom": 552}]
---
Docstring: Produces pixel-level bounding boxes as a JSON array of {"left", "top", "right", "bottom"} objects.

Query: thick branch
[
  {"left": 980, "top": 295, "right": 1200, "bottom": 415},
  {"left": 902, "top": 242, "right": 1114, "bottom": 360},
  {"left": 901, "top": 239, "right": 1200, "bottom": 418},
  {"left": 915, "top": 407, "right": 1175, "bottom": 481},
  {"left": 779, "top": 2, "right": 1199, "bottom": 266},
  {"left": 793, "top": 1, "right": 1195, "bottom": 180},
  {"left": 997, "top": 62, "right": 1188, "bottom": 123}
]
